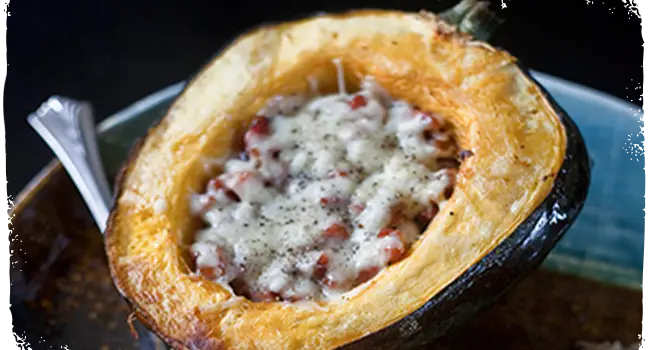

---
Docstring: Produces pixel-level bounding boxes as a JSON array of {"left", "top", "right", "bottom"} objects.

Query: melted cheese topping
[{"left": 190, "top": 76, "right": 459, "bottom": 302}]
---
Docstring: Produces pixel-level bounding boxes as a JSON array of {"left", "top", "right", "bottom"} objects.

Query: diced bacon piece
[
  {"left": 414, "top": 108, "right": 443, "bottom": 131},
  {"left": 378, "top": 229, "right": 407, "bottom": 264},
  {"left": 327, "top": 169, "right": 349, "bottom": 178},
  {"left": 388, "top": 202, "right": 407, "bottom": 227},
  {"left": 244, "top": 116, "right": 272, "bottom": 150},
  {"left": 442, "top": 168, "right": 457, "bottom": 199},
  {"left": 249, "top": 115, "right": 271, "bottom": 135},
  {"left": 193, "top": 194, "right": 217, "bottom": 215},
  {"left": 194, "top": 246, "right": 230, "bottom": 280},
  {"left": 317, "top": 253, "right": 329, "bottom": 265},
  {"left": 444, "top": 186, "right": 455, "bottom": 200},
  {"left": 284, "top": 294, "right": 309, "bottom": 302},
  {"left": 322, "top": 223, "right": 350, "bottom": 240},
  {"left": 247, "top": 145, "right": 289, "bottom": 188},
  {"left": 198, "top": 267, "right": 220, "bottom": 280},
  {"left": 436, "top": 157, "right": 461, "bottom": 169},
  {"left": 259, "top": 159, "right": 289, "bottom": 188},
  {"left": 355, "top": 266, "right": 380, "bottom": 284},
  {"left": 248, "top": 147, "right": 280, "bottom": 161},
  {"left": 248, "top": 147, "right": 261, "bottom": 158},
  {"left": 250, "top": 290, "right": 279, "bottom": 302},
  {"left": 378, "top": 228, "right": 405, "bottom": 242},
  {"left": 322, "top": 273, "right": 351, "bottom": 290},
  {"left": 360, "top": 76, "right": 392, "bottom": 107},
  {"left": 349, "top": 94, "right": 368, "bottom": 110},
  {"left": 207, "top": 178, "right": 225, "bottom": 191},
  {"left": 313, "top": 253, "right": 329, "bottom": 280},
  {"left": 207, "top": 178, "right": 240, "bottom": 202},
  {"left": 417, "top": 202, "right": 440, "bottom": 226},
  {"left": 446, "top": 167, "right": 458, "bottom": 180},
  {"left": 434, "top": 138, "right": 455, "bottom": 151},
  {"left": 430, "top": 134, "right": 457, "bottom": 157},
  {"left": 349, "top": 202, "right": 366, "bottom": 216},
  {"left": 389, "top": 212, "right": 407, "bottom": 228},
  {"left": 222, "top": 171, "right": 271, "bottom": 203},
  {"left": 228, "top": 171, "right": 254, "bottom": 185},
  {"left": 323, "top": 277, "right": 340, "bottom": 289},
  {"left": 319, "top": 196, "right": 348, "bottom": 207},
  {"left": 384, "top": 242, "right": 407, "bottom": 264},
  {"left": 397, "top": 220, "right": 420, "bottom": 242},
  {"left": 378, "top": 228, "right": 397, "bottom": 238},
  {"left": 231, "top": 278, "right": 250, "bottom": 296}
]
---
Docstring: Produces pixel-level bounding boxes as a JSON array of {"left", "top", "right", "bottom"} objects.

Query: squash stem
[
  {"left": 438, "top": 0, "right": 477, "bottom": 25},
  {"left": 439, "top": 0, "right": 504, "bottom": 41}
]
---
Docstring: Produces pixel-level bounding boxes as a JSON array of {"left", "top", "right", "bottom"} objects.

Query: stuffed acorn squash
[{"left": 105, "top": 7, "right": 590, "bottom": 350}]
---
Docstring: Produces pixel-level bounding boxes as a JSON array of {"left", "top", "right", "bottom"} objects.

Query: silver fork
[
  {"left": 27, "top": 96, "right": 167, "bottom": 350},
  {"left": 27, "top": 96, "right": 112, "bottom": 231}
]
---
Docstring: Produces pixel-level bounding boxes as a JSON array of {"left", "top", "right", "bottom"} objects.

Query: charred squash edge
[{"left": 104, "top": 9, "right": 591, "bottom": 350}]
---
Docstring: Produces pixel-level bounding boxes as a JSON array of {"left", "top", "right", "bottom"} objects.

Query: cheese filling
[{"left": 189, "top": 75, "right": 462, "bottom": 302}]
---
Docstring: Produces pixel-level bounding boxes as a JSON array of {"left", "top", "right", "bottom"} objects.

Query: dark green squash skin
[{"left": 106, "top": 11, "right": 591, "bottom": 350}]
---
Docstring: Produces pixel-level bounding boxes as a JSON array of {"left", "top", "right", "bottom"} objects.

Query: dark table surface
[{"left": 6, "top": 0, "right": 643, "bottom": 198}]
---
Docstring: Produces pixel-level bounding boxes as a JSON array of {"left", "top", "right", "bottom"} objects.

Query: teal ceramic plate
[{"left": 90, "top": 71, "right": 644, "bottom": 290}]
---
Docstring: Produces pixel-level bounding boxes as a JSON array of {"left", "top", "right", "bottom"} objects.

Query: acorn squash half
[{"left": 105, "top": 8, "right": 590, "bottom": 350}]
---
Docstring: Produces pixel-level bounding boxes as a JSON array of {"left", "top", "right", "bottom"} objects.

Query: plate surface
[
  {"left": 92, "top": 71, "right": 645, "bottom": 289},
  {"left": 532, "top": 72, "right": 644, "bottom": 289}
]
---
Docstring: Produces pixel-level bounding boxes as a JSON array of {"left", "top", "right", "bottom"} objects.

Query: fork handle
[{"left": 28, "top": 96, "right": 112, "bottom": 232}]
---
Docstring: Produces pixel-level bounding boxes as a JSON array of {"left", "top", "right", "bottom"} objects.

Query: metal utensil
[
  {"left": 27, "top": 96, "right": 167, "bottom": 350},
  {"left": 28, "top": 96, "right": 113, "bottom": 231}
]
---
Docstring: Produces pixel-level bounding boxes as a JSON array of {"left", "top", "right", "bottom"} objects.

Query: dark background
[{"left": 6, "top": 0, "right": 643, "bottom": 198}]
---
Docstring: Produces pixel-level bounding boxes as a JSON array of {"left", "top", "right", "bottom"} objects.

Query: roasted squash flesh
[{"left": 106, "top": 10, "right": 566, "bottom": 349}]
